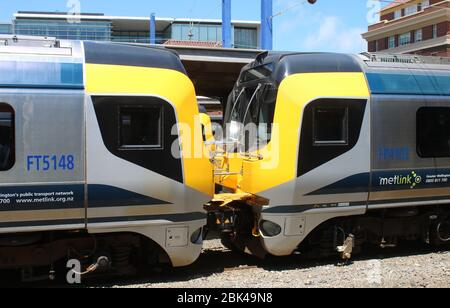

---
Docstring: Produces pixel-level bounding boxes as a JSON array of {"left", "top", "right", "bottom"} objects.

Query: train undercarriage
[
  {"left": 206, "top": 202, "right": 450, "bottom": 260},
  {"left": 0, "top": 231, "right": 170, "bottom": 283},
  {"left": 1, "top": 202, "right": 450, "bottom": 283}
]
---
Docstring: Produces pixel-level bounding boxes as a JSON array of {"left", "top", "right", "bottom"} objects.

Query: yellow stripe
[{"left": 85, "top": 64, "right": 213, "bottom": 196}]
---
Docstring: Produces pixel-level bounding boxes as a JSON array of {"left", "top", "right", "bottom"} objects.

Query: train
[
  {"left": 1, "top": 35, "right": 450, "bottom": 282},
  {"left": 212, "top": 51, "right": 450, "bottom": 259},
  {"left": 0, "top": 36, "right": 213, "bottom": 280}
]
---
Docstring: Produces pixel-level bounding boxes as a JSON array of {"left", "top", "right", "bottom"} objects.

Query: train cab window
[
  {"left": 313, "top": 107, "right": 348, "bottom": 146},
  {"left": 257, "top": 84, "right": 277, "bottom": 144},
  {"left": 417, "top": 107, "right": 450, "bottom": 158},
  {"left": 119, "top": 106, "right": 163, "bottom": 149},
  {"left": 224, "top": 83, "right": 277, "bottom": 152},
  {"left": 0, "top": 104, "right": 14, "bottom": 171}
]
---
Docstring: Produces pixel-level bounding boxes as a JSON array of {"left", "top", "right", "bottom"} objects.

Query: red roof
[
  {"left": 163, "top": 39, "right": 222, "bottom": 48},
  {"left": 382, "top": 0, "right": 411, "bottom": 11}
]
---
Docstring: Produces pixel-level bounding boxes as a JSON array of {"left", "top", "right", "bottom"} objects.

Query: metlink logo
[{"left": 379, "top": 171, "right": 422, "bottom": 189}]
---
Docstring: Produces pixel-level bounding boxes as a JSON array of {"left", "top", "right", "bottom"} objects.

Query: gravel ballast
[{"left": 109, "top": 240, "right": 450, "bottom": 288}]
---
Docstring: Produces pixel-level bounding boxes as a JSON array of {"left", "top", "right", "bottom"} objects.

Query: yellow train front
[{"left": 210, "top": 52, "right": 450, "bottom": 259}]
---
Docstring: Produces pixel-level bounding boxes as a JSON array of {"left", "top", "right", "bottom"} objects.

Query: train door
[{"left": 0, "top": 91, "right": 86, "bottom": 232}]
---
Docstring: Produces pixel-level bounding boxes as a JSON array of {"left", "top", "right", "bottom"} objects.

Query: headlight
[
  {"left": 190, "top": 227, "right": 203, "bottom": 244},
  {"left": 260, "top": 220, "right": 282, "bottom": 237},
  {"left": 228, "top": 120, "right": 242, "bottom": 141}
]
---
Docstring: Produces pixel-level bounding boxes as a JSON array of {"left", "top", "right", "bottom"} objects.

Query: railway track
[{"left": 1, "top": 239, "right": 449, "bottom": 288}]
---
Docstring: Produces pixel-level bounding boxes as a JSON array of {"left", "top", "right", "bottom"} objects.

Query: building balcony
[
  {"left": 364, "top": 1, "right": 450, "bottom": 40},
  {"left": 382, "top": 34, "right": 449, "bottom": 53}
]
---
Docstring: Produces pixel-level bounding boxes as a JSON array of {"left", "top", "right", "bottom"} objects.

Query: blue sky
[{"left": 0, "top": 0, "right": 379, "bottom": 53}]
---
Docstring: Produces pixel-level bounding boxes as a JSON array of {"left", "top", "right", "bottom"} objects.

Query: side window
[
  {"left": 0, "top": 103, "right": 14, "bottom": 171},
  {"left": 119, "top": 106, "right": 163, "bottom": 149},
  {"left": 313, "top": 107, "right": 348, "bottom": 146},
  {"left": 417, "top": 107, "right": 450, "bottom": 158},
  {"left": 298, "top": 99, "right": 367, "bottom": 177},
  {"left": 92, "top": 96, "right": 182, "bottom": 183}
]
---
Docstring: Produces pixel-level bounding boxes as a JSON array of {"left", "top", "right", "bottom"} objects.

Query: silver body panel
[{"left": 0, "top": 89, "right": 85, "bottom": 232}]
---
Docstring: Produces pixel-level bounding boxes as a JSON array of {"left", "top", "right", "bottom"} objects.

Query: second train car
[{"left": 211, "top": 52, "right": 450, "bottom": 259}]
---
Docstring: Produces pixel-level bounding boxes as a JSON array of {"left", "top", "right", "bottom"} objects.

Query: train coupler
[{"left": 207, "top": 211, "right": 236, "bottom": 232}]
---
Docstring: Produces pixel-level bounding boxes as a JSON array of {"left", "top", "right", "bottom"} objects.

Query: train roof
[
  {"left": 0, "top": 36, "right": 186, "bottom": 90},
  {"left": 83, "top": 41, "right": 186, "bottom": 73},
  {"left": 360, "top": 53, "right": 450, "bottom": 96},
  {"left": 240, "top": 51, "right": 450, "bottom": 96}
]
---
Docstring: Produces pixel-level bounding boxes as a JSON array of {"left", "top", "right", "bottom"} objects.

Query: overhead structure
[
  {"left": 150, "top": 13, "right": 156, "bottom": 44},
  {"left": 222, "top": 0, "right": 232, "bottom": 48},
  {"left": 165, "top": 45, "right": 261, "bottom": 99},
  {"left": 261, "top": 0, "right": 273, "bottom": 50}
]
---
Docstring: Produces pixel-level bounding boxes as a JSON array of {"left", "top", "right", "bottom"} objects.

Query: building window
[
  {"left": 313, "top": 107, "right": 348, "bottom": 146},
  {"left": 399, "top": 32, "right": 411, "bottom": 45},
  {"left": 415, "top": 29, "right": 423, "bottom": 42},
  {"left": 432, "top": 24, "right": 438, "bottom": 38},
  {"left": 388, "top": 36, "right": 396, "bottom": 49},
  {"left": 234, "top": 27, "right": 258, "bottom": 49},
  {"left": 421, "top": 0, "right": 430, "bottom": 9},
  {"left": 394, "top": 10, "right": 402, "bottom": 19},
  {"left": 417, "top": 107, "right": 450, "bottom": 158},
  {"left": 405, "top": 5, "right": 418, "bottom": 16},
  {"left": 0, "top": 104, "right": 15, "bottom": 171},
  {"left": 0, "top": 24, "right": 11, "bottom": 34},
  {"left": 112, "top": 31, "right": 157, "bottom": 44},
  {"left": 375, "top": 40, "right": 379, "bottom": 52},
  {"left": 13, "top": 19, "right": 111, "bottom": 41},
  {"left": 119, "top": 106, "right": 163, "bottom": 149},
  {"left": 171, "top": 23, "right": 222, "bottom": 43}
]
